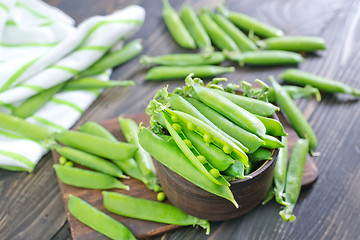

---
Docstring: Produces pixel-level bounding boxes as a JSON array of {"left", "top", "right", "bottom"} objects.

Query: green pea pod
[
  {"left": 262, "top": 187, "right": 274, "bottom": 205},
  {"left": 103, "top": 191, "right": 211, "bottom": 235},
  {"left": 64, "top": 78, "right": 134, "bottom": 91},
  {"left": 0, "top": 112, "right": 55, "bottom": 141},
  {"left": 54, "top": 146, "right": 125, "bottom": 178},
  {"left": 55, "top": 130, "right": 137, "bottom": 162},
  {"left": 162, "top": 112, "right": 228, "bottom": 186},
  {"left": 140, "top": 52, "right": 225, "bottom": 66},
  {"left": 12, "top": 83, "right": 65, "bottom": 119},
  {"left": 225, "top": 50, "right": 304, "bottom": 66},
  {"left": 118, "top": 117, "right": 161, "bottom": 192},
  {"left": 77, "top": 124, "right": 145, "bottom": 183},
  {"left": 78, "top": 121, "right": 118, "bottom": 142},
  {"left": 258, "top": 36, "right": 326, "bottom": 52},
  {"left": 145, "top": 65, "right": 234, "bottom": 81},
  {"left": 138, "top": 127, "right": 238, "bottom": 207},
  {"left": 162, "top": 0, "right": 196, "bottom": 49},
  {"left": 187, "top": 80, "right": 266, "bottom": 136},
  {"left": 169, "top": 109, "right": 249, "bottom": 167},
  {"left": 186, "top": 97, "right": 263, "bottom": 153},
  {"left": 211, "top": 13, "right": 257, "bottom": 52},
  {"left": 53, "top": 164, "right": 129, "bottom": 190},
  {"left": 280, "top": 138, "right": 309, "bottom": 222},
  {"left": 180, "top": 6, "right": 212, "bottom": 54},
  {"left": 207, "top": 88, "right": 279, "bottom": 116},
  {"left": 80, "top": 39, "right": 143, "bottom": 77},
  {"left": 218, "top": 4, "right": 284, "bottom": 38},
  {"left": 261, "top": 134, "right": 284, "bottom": 149},
  {"left": 256, "top": 115, "right": 287, "bottom": 136},
  {"left": 168, "top": 93, "right": 247, "bottom": 152},
  {"left": 274, "top": 136, "right": 289, "bottom": 206},
  {"left": 68, "top": 195, "right": 136, "bottom": 240},
  {"left": 222, "top": 159, "right": 245, "bottom": 179},
  {"left": 181, "top": 124, "right": 234, "bottom": 171},
  {"left": 248, "top": 147, "right": 272, "bottom": 162},
  {"left": 265, "top": 85, "right": 321, "bottom": 103},
  {"left": 280, "top": 69, "right": 360, "bottom": 96},
  {"left": 269, "top": 76, "right": 317, "bottom": 153},
  {"left": 244, "top": 160, "right": 262, "bottom": 175},
  {"left": 198, "top": 9, "right": 239, "bottom": 51}
]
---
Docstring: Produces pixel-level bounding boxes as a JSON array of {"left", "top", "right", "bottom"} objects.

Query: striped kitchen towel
[{"left": 0, "top": 0, "right": 145, "bottom": 172}]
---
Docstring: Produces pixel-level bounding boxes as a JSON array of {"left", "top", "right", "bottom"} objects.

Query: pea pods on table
[
  {"left": 211, "top": 13, "right": 257, "bottom": 52},
  {"left": 138, "top": 127, "right": 238, "bottom": 207},
  {"left": 186, "top": 97, "right": 264, "bottom": 153},
  {"left": 103, "top": 191, "right": 211, "bottom": 235},
  {"left": 77, "top": 123, "right": 145, "bottom": 183},
  {"left": 145, "top": 65, "right": 234, "bottom": 81},
  {"left": 68, "top": 195, "right": 136, "bottom": 240},
  {"left": 0, "top": 112, "right": 55, "bottom": 141},
  {"left": 269, "top": 76, "right": 317, "bottom": 153},
  {"left": 140, "top": 52, "right": 225, "bottom": 66},
  {"left": 280, "top": 138, "right": 309, "bottom": 222},
  {"left": 217, "top": 4, "right": 284, "bottom": 38},
  {"left": 55, "top": 130, "right": 137, "bottom": 162},
  {"left": 54, "top": 146, "right": 125, "bottom": 178},
  {"left": 225, "top": 50, "right": 304, "bottom": 66},
  {"left": 80, "top": 39, "right": 143, "bottom": 77},
  {"left": 198, "top": 9, "right": 239, "bottom": 51},
  {"left": 280, "top": 69, "right": 360, "bottom": 96},
  {"left": 180, "top": 5, "right": 212, "bottom": 54},
  {"left": 258, "top": 36, "right": 327, "bottom": 52},
  {"left": 118, "top": 117, "right": 161, "bottom": 192},
  {"left": 78, "top": 121, "right": 118, "bottom": 142},
  {"left": 264, "top": 85, "right": 321, "bottom": 103},
  {"left": 162, "top": 0, "right": 196, "bottom": 49},
  {"left": 207, "top": 88, "right": 279, "bottom": 117},
  {"left": 53, "top": 164, "right": 129, "bottom": 190},
  {"left": 12, "top": 83, "right": 65, "bottom": 119}
]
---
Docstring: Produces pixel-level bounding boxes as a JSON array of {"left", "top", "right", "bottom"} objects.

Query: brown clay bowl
[{"left": 155, "top": 148, "right": 279, "bottom": 221}]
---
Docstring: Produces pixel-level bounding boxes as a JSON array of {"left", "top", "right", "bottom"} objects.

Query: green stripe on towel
[
  {"left": 51, "top": 98, "right": 83, "bottom": 113},
  {"left": 0, "top": 150, "right": 35, "bottom": 171},
  {"left": 31, "top": 116, "right": 66, "bottom": 132},
  {"left": 20, "top": 84, "right": 46, "bottom": 92},
  {"left": 49, "top": 65, "right": 79, "bottom": 75}
]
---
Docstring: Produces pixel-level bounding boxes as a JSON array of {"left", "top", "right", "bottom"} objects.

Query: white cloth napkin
[{"left": 0, "top": 0, "right": 145, "bottom": 172}]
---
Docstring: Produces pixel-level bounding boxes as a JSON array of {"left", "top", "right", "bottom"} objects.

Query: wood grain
[{"left": 0, "top": 0, "right": 359, "bottom": 239}]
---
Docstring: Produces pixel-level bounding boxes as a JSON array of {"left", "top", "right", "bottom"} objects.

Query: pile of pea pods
[{"left": 140, "top": 0, "right": 328, "bottom": 81}]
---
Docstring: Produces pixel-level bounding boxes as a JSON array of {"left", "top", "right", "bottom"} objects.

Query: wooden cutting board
[{"left": 52, "top": 113, "right": 318, "bottom": 240}]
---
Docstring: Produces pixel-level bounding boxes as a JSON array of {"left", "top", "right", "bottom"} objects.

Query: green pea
[
  {"left": 157, "top": 192, "right": 166, "bottom": 202},
  {"left": 187, "top": 122, "right": 196, "bottom": 131},
  {"left": 59, "top": 156, "right": 67, "bottom": 165},
  {"left": 172, "top": 123, "right": 181, "bottom": 132},
  {"left": 203, "top": 133, "right": 213, "bottom": 145},
  {"left": 197, "top": 155, "right": 207, "bottom": 164},
  {"left": 183, "top": 139, "right": 192, "bottom": 148},
  {"left": 210, "top": 168, "right": 221, "bottom": 178},
  {"left": 222, "top": 144, "right": 233, "bottom": 154},
  {"left": 171, "top": 115, "right": 179, "bottom": 122},
  {"left": 64, "top": 161, "right": 74, "bottom": 167}
]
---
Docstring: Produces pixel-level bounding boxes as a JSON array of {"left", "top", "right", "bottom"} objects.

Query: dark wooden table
[{"left": 1, "top": 0, "right": 360, "bottom": 239}]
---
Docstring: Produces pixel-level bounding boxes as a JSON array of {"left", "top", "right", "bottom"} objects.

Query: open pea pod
[
  {"left": 162, "top": 112, "right": 229, "bottom": 186},
  {"left": 167, "top": 109, "right": 249, "bottom": 167}
]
